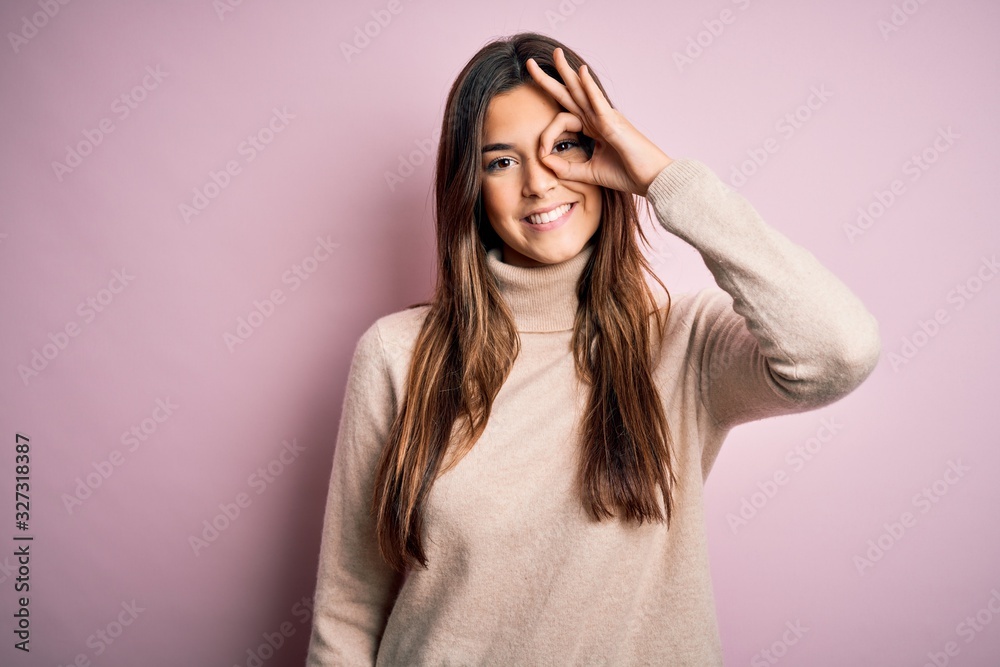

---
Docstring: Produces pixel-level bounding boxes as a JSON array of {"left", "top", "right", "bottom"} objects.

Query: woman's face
[{"left": 479, "top": 82, "right": 602, "bottom": 268}]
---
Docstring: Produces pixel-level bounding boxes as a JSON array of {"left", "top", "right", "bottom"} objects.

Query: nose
[{"left": 521, "top": 154, "right": 557, "bottom": 198}]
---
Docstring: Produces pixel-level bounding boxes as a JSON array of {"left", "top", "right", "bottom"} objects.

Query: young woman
[{"left": 306, "top": 32, "right": 880, "bottom": 666}]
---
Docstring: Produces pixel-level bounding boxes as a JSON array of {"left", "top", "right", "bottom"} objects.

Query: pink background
[{"left": 2, "top": 0, "right": 998, "bottom": 665}]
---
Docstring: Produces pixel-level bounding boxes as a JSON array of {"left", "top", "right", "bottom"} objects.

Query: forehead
[{"left": 482, "top": 84, "right": 563, "bottom": 142}]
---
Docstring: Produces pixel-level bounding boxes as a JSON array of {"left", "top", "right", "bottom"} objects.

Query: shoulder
[
  {"left": 371, "top": 303, "right": 431, "bottom": 344},
  {"left": 343, "top": 304, "right": 430, "bottom": 408},
  {"left": 364, "top": 303, "right": 431, "bottom": 371}
]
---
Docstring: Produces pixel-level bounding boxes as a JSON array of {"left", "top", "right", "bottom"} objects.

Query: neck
[{"left": 485, "top": 243, "right": 595, "bottom": 333}]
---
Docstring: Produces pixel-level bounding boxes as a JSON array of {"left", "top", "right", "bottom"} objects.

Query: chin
[{"left": 516, "top": 242, "right": 586, "bottom": 266}]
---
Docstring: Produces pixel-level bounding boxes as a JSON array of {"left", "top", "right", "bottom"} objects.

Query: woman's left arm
[
  {"left": 526, "top": 47, "right": 881, "bottom": 431},
  {"left": 644, "top": 157, "right": 882, "bottom": 431}
]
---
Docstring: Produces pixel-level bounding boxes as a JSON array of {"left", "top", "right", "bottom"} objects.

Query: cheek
[
  {"left": 480, "top": 191, "right": 506, "bottom": 228},
  {"left": 483, "top": 184, "right": 518, "bottom": 222},
  {"left": 585, "top": 188, "right": 603, "bottom": 216}
]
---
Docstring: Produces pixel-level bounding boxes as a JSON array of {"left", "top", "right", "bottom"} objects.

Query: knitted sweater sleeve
[
  {"left": 306, "top": 321, "right": 404, "bottom": 666},
  {"left": 644, "top": 158, "right": 881, "bottom": 433}
]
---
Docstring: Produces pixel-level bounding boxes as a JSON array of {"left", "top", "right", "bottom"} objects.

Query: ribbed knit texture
[
  {"left": 485, "top": 241, "right": 593, "bottom": 332},
  {"left": 305, "top": 158, "right": 882, "bottom": 666}
]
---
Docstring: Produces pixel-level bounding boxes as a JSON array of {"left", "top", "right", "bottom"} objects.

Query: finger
[
  {"left": 576, "top": 63, "right": 630, "bottom": 149},
  {"left": 525, "top": 57, "right": 563, "bottom": 99},
  {"left": 526, "top": 56, "right": 585, "bottom": 119},
  {"left": 552, "top": 48, "right": 594, "bottom": 119},
  {"left": 578, "top": 63, "right": 614, "bottom": 117},
  {"left": 537, "top": 111, "right": 583, "bottom": 160},
  {"left": 540, "top": 153, "right": 592, "bottom": 186}
]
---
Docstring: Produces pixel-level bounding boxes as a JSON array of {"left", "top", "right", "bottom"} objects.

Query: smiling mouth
[{"left": 522, "top": 202, "right": 575, "bottom": 225}]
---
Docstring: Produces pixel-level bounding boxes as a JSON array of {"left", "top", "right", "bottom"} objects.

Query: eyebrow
[{"left": 481, "top": 142, "right": 514, "bottom": 154}]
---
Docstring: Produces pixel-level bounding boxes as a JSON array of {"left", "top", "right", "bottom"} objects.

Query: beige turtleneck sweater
[{"left": 305, "top": 158, "right": 881, "bottom": 666}]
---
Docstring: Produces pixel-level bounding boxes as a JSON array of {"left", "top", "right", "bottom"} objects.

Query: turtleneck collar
[{"left": 485, "top": 242, "right": 595, "bottom": 333}]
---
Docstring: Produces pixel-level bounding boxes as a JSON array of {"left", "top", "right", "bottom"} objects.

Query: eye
[
  {"left": 484, "top": 139, "right": 582, "bottom": 173},
  {"left": 485, "top": 156, "right": 514, "bottom": 172}
]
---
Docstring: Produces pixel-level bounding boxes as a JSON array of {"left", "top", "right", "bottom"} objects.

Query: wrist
[{"left": 640, "top": 154, "right": 674, "bottom": 196}]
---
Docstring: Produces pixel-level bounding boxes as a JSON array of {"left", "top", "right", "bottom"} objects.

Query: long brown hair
[{"left": 371, "top": 31, "right": 677, "bottom": 573}]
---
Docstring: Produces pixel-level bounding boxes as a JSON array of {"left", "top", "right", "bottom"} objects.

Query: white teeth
[{"left": 526, "top": 203, "right": 571, "bottom": 224}]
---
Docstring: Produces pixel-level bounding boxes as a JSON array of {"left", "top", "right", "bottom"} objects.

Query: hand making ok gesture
[{"left": 526, "top": 47, "right": 675, "bottom": 198}]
